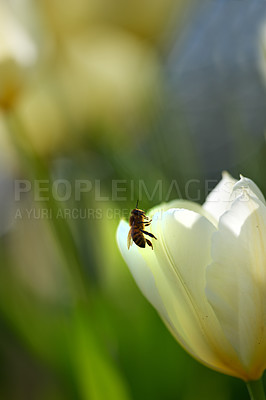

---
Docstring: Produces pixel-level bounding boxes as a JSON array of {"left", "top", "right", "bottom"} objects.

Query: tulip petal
[
  {"left": 116, "top": 220, "right": 167, "bottom": 317},
  {"left": 148, "top": 199, "right": 217, "bottom": 226},
  {"left": 149, "top": 208, "right": 246, "bottom": 378},
  {"left": 206, "top": 188, "right": 266, "bottom": 379},
  {"left": 116, "top": 219, "right": 198, "bottom": 361},
  {"left": 203, "top": 171, "right": 237, "bottom": 223},
  {"left": 148, "top": 199, "right": 204, "bottom": 216},
  {"left": 233, "top": 175, "right": 266, "bottom": 205}
]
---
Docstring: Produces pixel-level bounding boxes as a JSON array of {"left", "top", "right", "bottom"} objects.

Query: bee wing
[{"left": 127, "top": 229, "right": 133, "bottom": 249}]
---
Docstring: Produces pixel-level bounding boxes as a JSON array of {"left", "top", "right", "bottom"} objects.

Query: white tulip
[
  {"left": 0, "top": 1, "right": 37, "bottom": 109},
  {"left": 116, "top": 173, "right": 266, "bottom": 383}
]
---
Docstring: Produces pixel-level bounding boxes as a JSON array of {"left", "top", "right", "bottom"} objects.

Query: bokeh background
[{"left": 0, "top": 0, "right": 266, "bottom": 399}]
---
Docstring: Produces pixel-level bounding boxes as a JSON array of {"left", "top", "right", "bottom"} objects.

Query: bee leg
[
  {"left": 140, "top": 229, "right": 157, "bottom": 240},
  {"left": 144, "top": 217, "right": 152, "bottom": 224},
  {"left": 146, "top": 239, "right": 153, "bottom": 250},
  {"left": 144, "top": 221, "right": 151, "bottom": 226}
]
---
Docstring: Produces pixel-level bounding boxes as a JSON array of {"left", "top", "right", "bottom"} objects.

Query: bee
[{"left": 127, "top": 201, "right": 157, "bottom": 250}]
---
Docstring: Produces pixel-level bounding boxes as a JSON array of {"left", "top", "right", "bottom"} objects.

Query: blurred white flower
[
  {"left": 117, "top": 173, "right": 266, "bottom": 381},
  {"left": 40, "top": 0, "right": 182, "bottom": 43},
  {"left": 56, "top": 27, "right": 160, "bottom": 136},
  {"left": 14, "top": 78, "right": 69, "bottom": 157},
  {"left": 0, "top": 1, "right": 37, "bottom": 109}
]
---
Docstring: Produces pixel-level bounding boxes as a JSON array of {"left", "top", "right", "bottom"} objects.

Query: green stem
[
  {"left": 5, "top": 110, "right": 90, "bottom": 304},
  {"left": 246, "top": 378, "right": 265, "bottom": 400}
]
